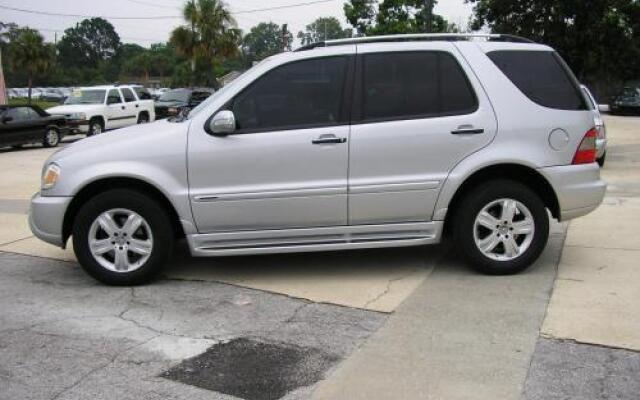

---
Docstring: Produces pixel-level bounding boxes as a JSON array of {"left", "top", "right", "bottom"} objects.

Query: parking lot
[{"left": 1, "top": 115, "right": 639, "bottom": 400}]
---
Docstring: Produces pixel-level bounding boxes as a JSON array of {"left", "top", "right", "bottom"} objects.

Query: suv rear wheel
[
  {"left": 72, "top": 189, "right": 174, "bottom": 285},
  {"left": 454, "top": 180, "right": 549, "bottom": 275}
]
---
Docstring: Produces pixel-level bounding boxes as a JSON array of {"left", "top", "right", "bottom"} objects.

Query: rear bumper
[
  {"left": 596, "top": 138, "right": 607, "bottom": 159},
  {"left": 28, "top": 193, "right": 71, "bottom": 247},
  {"left": 539, "top": 163, "right": 607, "bottom": 221}
]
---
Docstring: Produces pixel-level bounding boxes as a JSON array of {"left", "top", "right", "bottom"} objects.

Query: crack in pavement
[{"left": 49, "top": 333, "right": 162, "bottom": 400}]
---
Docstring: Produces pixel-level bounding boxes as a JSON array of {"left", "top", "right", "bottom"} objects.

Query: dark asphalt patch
[
  {"left": 524, "top": 337, "right": 640, "bottom": 400},
  {"left": 161, "top": 338, "right": 340, "bottom": 400}
]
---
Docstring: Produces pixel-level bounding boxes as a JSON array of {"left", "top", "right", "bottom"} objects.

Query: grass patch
[{"left": 8, "top": 98, "right": 62, "bottom": 110}]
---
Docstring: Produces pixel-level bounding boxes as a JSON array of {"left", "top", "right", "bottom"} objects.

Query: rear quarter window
[{"left": 488, "top": 50, "right": 587, "bottom": 111}]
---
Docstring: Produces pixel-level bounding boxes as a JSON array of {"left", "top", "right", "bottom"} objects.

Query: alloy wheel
[
  {"left": 473, "top": 198, "right": 535, "bottom": 261},
  {"left": 88, "top": 208, "right": 153, "bottom": 273}
]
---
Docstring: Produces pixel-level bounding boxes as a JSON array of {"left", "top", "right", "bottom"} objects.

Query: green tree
[
  {"left": 344, "top": 0, "right": 457, "bottom": 36},
  {"left": 242, "top": 22, "right": 291, "bottom": 64},
  {"left": 467, "top": 0, "right": 640, "bottom": 91},
  {"left": 8, "top": 28, "right": 53, "bottom": 102},
  {"left": 170, "top": 0, "right": 241, "bottom": 86},
  {"left": 298, "top": 17, "right": 352, "bottom": 45},
  {"left": 57, "top": 18, "right": 121, "bottom": 69}
]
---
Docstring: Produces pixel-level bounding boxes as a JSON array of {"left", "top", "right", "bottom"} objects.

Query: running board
[{"left": 187, "top": 222, "right": 443, "bottom": 256}]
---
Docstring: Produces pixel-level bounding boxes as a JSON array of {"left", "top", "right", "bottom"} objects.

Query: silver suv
[{"left": 30, "top": 34, "right": 606, "bottom": 285}]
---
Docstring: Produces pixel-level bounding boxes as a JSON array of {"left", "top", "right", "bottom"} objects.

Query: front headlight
[{"left": 42, "top": 163, "right": 61, "bottom": 190}]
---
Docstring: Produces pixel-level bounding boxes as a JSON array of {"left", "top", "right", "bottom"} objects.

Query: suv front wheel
[
  {"left": 454, "top": 180, "right": 549, "bottom": 275},
  {"left": 72, "top": 189, "right": 174, "bottom": 285}
]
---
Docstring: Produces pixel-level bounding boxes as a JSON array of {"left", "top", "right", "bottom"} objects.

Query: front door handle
[
  {"left": 312, "top": 134, "right": 347, "bottom": 145},
  {"left": 121, "top": 106, "right": 125, "bottom": 110},
  {"left": 451, "top": 126, "right": 484, "bottom": 135}
]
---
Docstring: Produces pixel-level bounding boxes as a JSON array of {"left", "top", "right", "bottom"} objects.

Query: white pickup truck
[{"left": 47, "top": 85, "right": 155, "bottom": 136}]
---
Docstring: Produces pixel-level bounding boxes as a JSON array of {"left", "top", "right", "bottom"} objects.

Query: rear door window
[
  {"left": 359, "top": 51, "right": 478, "bottom": 122},
  {"left": 121, "top": 88, "right": 137, "bottom": 103},
  {"left": 488, "top": 50, "right": 587, "bottom": 111}
]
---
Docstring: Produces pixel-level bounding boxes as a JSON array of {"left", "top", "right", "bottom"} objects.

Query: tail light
[{"left": 572, "top": 128, "right": 598, "bottom": 164}]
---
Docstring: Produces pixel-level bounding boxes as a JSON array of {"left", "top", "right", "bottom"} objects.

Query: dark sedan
[
  {"left": 154, "top": 88, "right": 214, "bottom": 119},
  {"left": 610, "top": 86, "right": 640, "bottom": 115},
  {"left": 0, "top": 105, "right": 68, "bottom": 149}
]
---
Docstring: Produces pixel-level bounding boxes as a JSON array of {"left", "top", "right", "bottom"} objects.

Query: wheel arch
[
  {"left": 441, "top": 163, "right": 560, "bottom": 237},
  {"left": 62, "top": 177, "right": 185, "bottom": 246}
]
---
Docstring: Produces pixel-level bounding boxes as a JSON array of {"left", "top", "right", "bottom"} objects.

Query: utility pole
[
  {"left": 281, "top": 24, "right": 289, "bottom": 52},
  {"left": 190, "top": 0, "right": 196, "bottom": 87},
  {"left": 0, "top": 48, "right": 6, "bottom": 105}
]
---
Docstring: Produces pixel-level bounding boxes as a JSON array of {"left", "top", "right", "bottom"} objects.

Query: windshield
[
  {"left": 64, "top": 89, "right": 106, "bottom": 105},
  {"left": 159, "top": 89, "right": 191, "bottom": 103}
]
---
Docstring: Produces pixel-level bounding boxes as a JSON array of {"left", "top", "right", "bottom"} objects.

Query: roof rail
[{"left": 295, "top": 33, "right": 535, "bottom": 51}]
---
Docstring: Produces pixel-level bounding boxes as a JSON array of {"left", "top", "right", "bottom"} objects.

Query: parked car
[
  {"left": 610, "top": 86, "right": 640, "bottom": 115},
  {"left": 47, "top": 85, "right": 156, "bottom": 136},
  {"left": 30, "top": 34, "right": 606, "bottom": 285},
  {"left": 154, "top": 88, "right": 214, "bottom": 119},
  {"left": 40, "top": 90, "right": 65, "bottom": 103},
  {"left": 0, "top": 105, "right": 67, "bottom": 148},
  {"left": 581, "top": 85, "right": 607, "bottom": 166}
]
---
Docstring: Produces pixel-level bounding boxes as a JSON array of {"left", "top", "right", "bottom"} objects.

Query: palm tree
[
  {"left": 8, "top": 28, "right": 52, "bottom": 103},
  {"left": 170, "top": 0, "right": 240, "bottom": 86}
]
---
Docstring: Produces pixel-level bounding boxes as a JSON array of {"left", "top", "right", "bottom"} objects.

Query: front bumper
[
  {"left": 29, "top": 193, "right": 72, "bottom": 247},
  {"left": 539, "top": 163, "right": 607, "bottom": 221},
  {"left": 65, "top": 119, "right": 89, "bottom": 134}
]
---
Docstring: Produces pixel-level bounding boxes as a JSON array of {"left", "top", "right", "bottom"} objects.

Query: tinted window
[
  {"left": 107, "top": 89, "right": 122, "bottom": 104},
  {"left": 133, "top": 87, "right": 152, "bottom": 100},
  {"left": 488, "top": 50, "right": 586, "bottom": 111},
  {"left": 121, "top": 88, "right": 136, "bottom": 102},
  {"left": 5, "top": 107, "right": 39, "bottom": 121},
  {"left": 361, "top": 52, "right": 477, "bottom": 122},
  {"left": 232, "top": 56, "right": 348, "bottom": 132}
]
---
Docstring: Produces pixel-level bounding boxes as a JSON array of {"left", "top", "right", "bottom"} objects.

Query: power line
[
  {"left": 124, "top": 0, "right": 180, "bottom": 10},
  {"left": 232, "top": 0, "right": 335, "bottom": 14},
  {"left": 0, "top": 0, "right": 337, "bottom": 19},
  {"left": 0, "top": 4, "right": 180, "bottom": 19}
]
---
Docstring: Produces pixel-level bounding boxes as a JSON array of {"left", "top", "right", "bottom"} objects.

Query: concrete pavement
[{"left": 1, "top": 116, "right": 639, "bottom": 399}]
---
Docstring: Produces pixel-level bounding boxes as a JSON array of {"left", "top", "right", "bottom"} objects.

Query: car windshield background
[
  {"left": 65, "top": 90, "right": 106, "bottom": 105},
  {"left": 488, "top": 50, "right": 587, "bottom": 111},
  {"left": 121, "top": 88, "right": 136, "bottom": 103},
  {"left": 359, "top": 51, "right": 478, "bottom": 123},
  {"left": 231, "top": 56, "right": 348, "bottom": 132},
  {"left": 159, "top": 89, "right": 191, "bottom": 103}
]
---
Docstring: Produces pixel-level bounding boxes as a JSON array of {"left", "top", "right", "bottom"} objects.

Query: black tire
[
  {"left": 597, "top": 152, "right": 606, "bottom": 167},
  {"left": 87, "top": 118, "right": 104, "bottom": 136},
  {"left": 43, "top": 127, "right": 61, "bottom": 148},
  {"left": 453, "top": 180, "right": 549, "bottom": 275},
  {"left": 137, "top": 112, "right": 149, "bottom": 124},
  {"left": 72, "top": 189, "right": 174, "bottom": 285}
]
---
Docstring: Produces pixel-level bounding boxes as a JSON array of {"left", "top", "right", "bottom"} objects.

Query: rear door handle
[
  {"left": 312, "top": 134, "right": 347, "bottom": 145},
  {"left": 451, "top": 126, "right": 484, "bottom": 135}
]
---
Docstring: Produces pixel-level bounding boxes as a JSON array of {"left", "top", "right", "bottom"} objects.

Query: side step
[{"left": 187, "top": 222, "right": 444, "bottom": 257}]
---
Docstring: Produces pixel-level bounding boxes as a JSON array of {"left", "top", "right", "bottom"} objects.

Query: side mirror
[
  {"left": 2, "top": 116, "right": 13, "bottom": 123},
  {"left": 209, "top": 110, "right": 236, "bottom": 136}
]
